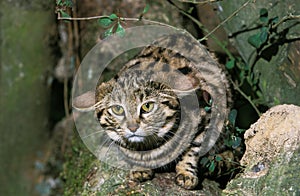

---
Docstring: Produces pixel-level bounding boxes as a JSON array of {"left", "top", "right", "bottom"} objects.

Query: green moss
[
  {"left": 224, "top": 147, "right": 300, "bottom": 195},
  {"left": 62, "top": 130, "right": 96, "bottom": 195}
]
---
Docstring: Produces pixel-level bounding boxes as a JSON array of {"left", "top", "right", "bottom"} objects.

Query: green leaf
[
  {"left": 204, "top": 106, "right": 211, "bottom": 112},
  {"left": 116, "top": 22, "right": 125, "bottom": 37},
  {"left": 259, "top": 8, "right": 268, "bottom": 23},
  {"left": 256, "top": 90, "right": 263, "bottom": 98},
  {"left": 56, "top": 0, "right": 62, "bottom": 6},
  {"left": 235, "top": 127, "right": 245, "bottom": 134},
  {"left": 231, "top": 136, "right": 242, "bottom": 149},
  {"left": 187, "top": 7, "right": 194, "bottom": 14},
  {"left": 208, "top": 161, "right": 215, "bottom": 172},
  {"left": 260, "top": 27, "right": 269, "bottom": 43},
  {"left": 64, "top": 0, "right": 73, "bottom": 7},
  {"left": 143, "top": 4, "right": 150, "bottom": 14},
  {"left": 60, "top": 10, "right": 71, "bottom": 18},
  {"left": 248, "top": 33, "right": 262, "bottom": 48},
  {"left": 98, "top": 17, "right": 113, "bottom": 28},
  {"left": 229, "top": 109, "right": 237, "bottom": 127},
  {"left": 215, "top": 155, "right": 222, "bottom": 162},
  {"left": 109, "top": 13, "right": 118, "bottom": 20},
  {"left": 226, "top": 59, "right": 235, "bottom": 69},
  {"left": 239, "top": 69, "right": 245, "bottom": 80},
  {"left": 271, "top": 16, "right": 279, "bottom": 25},
  {"left": 200, "top": 157, "right": 209, "bottom": 166},
  {"left": 224, "top": 138, "right": 232, "bottom": 148},
  {"left": 104, "top": 26, "right": 114, "bottom": 38}
]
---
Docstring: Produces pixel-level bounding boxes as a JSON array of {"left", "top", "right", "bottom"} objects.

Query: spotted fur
[{"left": 94, "top": 34, "right": 231, "bottom": 189}]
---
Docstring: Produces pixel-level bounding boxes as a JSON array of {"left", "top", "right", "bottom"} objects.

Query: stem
[
  {"left": 199, "top": 0, "right": 253, "bottom": 42},
  {"left": 178, "top": 0, "right": 222, "bottom": 3},
  {"left": 57, "top": 13, "right": 178, "bottom": 30},
  {"left": 230, "top": 78, "right": 261, "bottom": 116},
  {"left": 176, "top": 4, "right": 235, "bottom": 60},
  {"left": 272, "top": 13, "right": 300, "bottom": 29}
]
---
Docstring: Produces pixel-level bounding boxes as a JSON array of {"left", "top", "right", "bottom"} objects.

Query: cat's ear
[
  {"left": 72, "top": 91, "right": 96, "bottom": 112},
  {"left": 72, "top": 80, "right": 116, "bottom": 112}
]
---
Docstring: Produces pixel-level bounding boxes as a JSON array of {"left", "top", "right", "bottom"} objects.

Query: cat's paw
[
  {"left": 129, "top": 169, "right": 154, "bottom": 182},
  {"left": 175, "top": 172, "right": 198, "bottom": 190}
]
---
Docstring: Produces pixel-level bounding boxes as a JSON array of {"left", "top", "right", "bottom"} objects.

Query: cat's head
[{"left": 95, "top": 69, "right": 180, "bottom": 150}]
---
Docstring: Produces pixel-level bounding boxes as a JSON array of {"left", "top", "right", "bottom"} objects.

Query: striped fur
[{"left": 95, "top": 34, "right": 230, "bottom": 189}]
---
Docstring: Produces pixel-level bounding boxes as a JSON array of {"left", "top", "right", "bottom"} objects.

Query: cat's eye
[
  {"left": 141, "top": 102, "right": 155, "bottom": 113},
  {"left": 110, "top": 105, "right": 124, "bottom": 116}
]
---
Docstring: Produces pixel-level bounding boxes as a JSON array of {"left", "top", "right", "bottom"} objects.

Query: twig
[
  {"left": 170, "top": 0, "right": 235, "bottom": 59},
  {"left": 230, "top": 78, "right": 261, "bottom": 116},
  {"left": 177, "top": 0, "right": 222, "bottom": 4},
  {"left": 199, "top": 0, "right": 253, "bottom": 42},
  {"left": 272, "top": 13, "right": 300, "bottom": 29},
  {"left": 57, "top": 13, "right": 178, "bottom": 30}
]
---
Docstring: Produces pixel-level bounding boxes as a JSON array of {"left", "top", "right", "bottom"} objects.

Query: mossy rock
[
  {"left": 217, "top": 0, "right": 300, "bottom": 106},
  {"left": 224, "top": 105, "right": 300, "bottom": 195}
]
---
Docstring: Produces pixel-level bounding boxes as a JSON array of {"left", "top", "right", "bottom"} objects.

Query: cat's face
[{"left": 96, "top": 70, "right": 180, "bottom": 150}]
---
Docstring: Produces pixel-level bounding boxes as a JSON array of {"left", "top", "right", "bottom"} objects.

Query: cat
[{"left": 73, "top": 34, "right": 231, "bottom": 189}]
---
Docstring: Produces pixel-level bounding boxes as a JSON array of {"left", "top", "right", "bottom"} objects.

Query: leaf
[
  {"left": 229, "top": 109, "right": 237, "bottom": 127},
  {"left": 226, "top": 59, "right": 235, "bottom": 69},
  {"left": 116, "top": 22, "right": 125, "bottom": 37},
  {"left": 208, "top": 161, "right": 215, "bottom": 172},
  {"left": 248, "top": 33, "right": 262, "bottom": 48},
  {"left": 260, "top": 27, "right": 269, "bottom": 43},
  {"left": 200, "top": 157, "right": 209, "bottom": 166},
  {"left": 215, "top": 155, "right": 222, "bottom": 162},
  {"left": 271, "top": 16, "right": 279, "bottom": 25},
  {"left": 256, "top": 90, "right": 263, "bottom": 98},
  {"left": 104, "top": 26, "right": 114, "bottom": 38},
  {"left": 235, "top": 127, "right": 245, "bottom": 134},
  {"left": 204, "top": 106, "right": 211, "bottom": 112},
  {"left": 259, "top": 8, "right": 268, "bottom": 23},
  {"left": 224, "top": 138, "right": 232, "bottom": 148},
  {"left": 143, "top": 4, "right": 150, "bottom": 14},
  {"left": 109, "top": 13, "right": 118, "bottom": 20},
  {"left": 56, "top": 0, "right": 62, "bottom": 6},
  {"left": 187, "top": 7, "right": 194, "bottom": 14},
  {"left": 64, "top": 0, "right": 73, "bottom": 7},
  {"left": 60, "top": 10, "right": 71, "bottom": 18},
  {"left": 231, "top": 136, "right": 242, "bottom": 149},
  {"left": 239, "top": 69, "right": 245, "bottom": 80},
  {"left": 98, "top": 17, "right": 113, "bottom": 28}
]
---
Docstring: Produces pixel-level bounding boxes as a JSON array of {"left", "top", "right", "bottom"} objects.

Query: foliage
[
  {"left": 56, "top": 0, "right": 73, "bottom": 18},
  {"left": 61, "top": 131, "right": 96, "bottom": 195}
]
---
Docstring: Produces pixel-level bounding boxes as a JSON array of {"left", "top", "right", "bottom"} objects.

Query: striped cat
[{"left": 74, "top": 34, "right": 231, "bottom": 189}]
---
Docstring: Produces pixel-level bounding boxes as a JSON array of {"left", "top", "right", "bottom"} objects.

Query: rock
[
  {"left": 217, "top": 0, "right": 300, "bottom": 107},
  {"left": 224, "top": 104, "right": 300, "bottom": 195}
]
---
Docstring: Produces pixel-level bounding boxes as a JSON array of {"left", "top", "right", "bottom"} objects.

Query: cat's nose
[{"left": 128, "top": 124, "right": 139, "bottom": 132}]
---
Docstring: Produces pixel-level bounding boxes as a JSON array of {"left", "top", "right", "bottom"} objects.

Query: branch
[
  {"left": 199, "top": 0, "right": 253, "bottom": 42},
  {"left": 177, "top": 0, "right": 223, "bottom": 4},
  {"left": 57, "top": 13, "right": 177, "bottom": 29},
  {"left": 272, "top": 13, "right": 300, "bottom": 29},
  {"left": 230, "top": 78, "right": 261, "bottom": 116}
]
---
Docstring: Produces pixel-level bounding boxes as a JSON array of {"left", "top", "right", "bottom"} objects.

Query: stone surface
[
  {"left": 217, "top": 0, "right": 300, "bottom": 107},
  {"left": 0, "top": 1, "right": 55, "bottom": 195},
  {"left": 224, "top": 104, "right": 300, "bottom": 195}
]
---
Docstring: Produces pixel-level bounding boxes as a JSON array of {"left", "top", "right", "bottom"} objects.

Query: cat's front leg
[
  {"left": 175, "top": 146, "right": 200, "bottom": 189},
  {"left": 129, "top": 168, "right": 154, "bottom": 182}
]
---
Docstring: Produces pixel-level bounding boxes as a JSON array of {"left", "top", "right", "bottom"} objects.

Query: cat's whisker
[
  {"left": 90, "top": 34, "right": 231, "bottom": 189},
  {"left": 82, "top": 128, "right": 107, "bottom": 139}
]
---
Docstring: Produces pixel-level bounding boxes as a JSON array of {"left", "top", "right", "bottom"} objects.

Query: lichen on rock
[{"left": 224, "top": 104, "right": 300, "bottom": 195}]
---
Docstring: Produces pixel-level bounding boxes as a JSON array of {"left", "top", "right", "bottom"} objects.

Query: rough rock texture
[
  {"left": 224, "top": 104, "right": 300, "bottom": 195},
  {"left": 217, "top": 0, "right": 300, "bottom": 107},
  {"left": 0, "top": 1, "right": 55, "bottom": 195}
]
